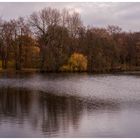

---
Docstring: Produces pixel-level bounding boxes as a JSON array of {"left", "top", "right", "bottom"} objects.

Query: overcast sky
[{"left": 0, "top": 2, "right": 139, "bottom": 31}]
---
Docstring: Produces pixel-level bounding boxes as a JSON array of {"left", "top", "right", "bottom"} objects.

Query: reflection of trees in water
[
  {"left": 0, "top": 87, "right": 120, "bottom": 137},
  {"left": 39, "top": 93, "right": 84, "bottom": 136},
  {"left": 0, "top": 87, "right": 32, "bottom": 126},
  {"left": 38, "top": 92, "right": 120, "bottom": 136},
  {"left": 0, "top": 87, "right": 84, "bottom": 136}
]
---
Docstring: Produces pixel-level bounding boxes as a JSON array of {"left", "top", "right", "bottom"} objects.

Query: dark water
[{"left": 0, "top": 72, "right": 140, "bottom": 137}]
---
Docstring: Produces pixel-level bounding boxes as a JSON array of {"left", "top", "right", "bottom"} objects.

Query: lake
[{"left": 0, "top": 72, "right": 140, "bottom": 137}]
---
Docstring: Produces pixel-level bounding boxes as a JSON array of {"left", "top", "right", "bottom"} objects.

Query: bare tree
[
  {"left": 8, "top": 17, "right": 31, "bottom": 70},
  {"left": 0, "top": 20, "right": 14, "bottom": 69},
  {"left": 29, "top": 7, "right": 61, "bottom": 71}
]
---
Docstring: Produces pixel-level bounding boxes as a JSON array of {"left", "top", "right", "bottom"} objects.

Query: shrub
[{"left": 60, "top": 53, "right": 87, "bottom": 72}]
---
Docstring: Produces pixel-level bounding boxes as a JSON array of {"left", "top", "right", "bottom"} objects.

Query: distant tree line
[{"left": 0, "top": 7, "right": 140, "bottom": 72}]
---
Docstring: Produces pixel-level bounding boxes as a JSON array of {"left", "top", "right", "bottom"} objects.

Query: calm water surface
[{"left": 0, "top": 72, "right": 140, "bottom": 137}]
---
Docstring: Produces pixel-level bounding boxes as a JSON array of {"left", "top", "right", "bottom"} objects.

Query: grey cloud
[{"left": 0, "top": 2, "right": 139, "bottom": 32}]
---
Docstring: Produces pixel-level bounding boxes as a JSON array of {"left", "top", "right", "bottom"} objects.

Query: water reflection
[
  {"left": 0, "top": 73, "right": 140, "bottom": 137},
  {"left": 0, "top": 87, "right": 120, "bottom": 137},
  {"left": 0, "top": 88, "right": 31, "bottom": 123}
]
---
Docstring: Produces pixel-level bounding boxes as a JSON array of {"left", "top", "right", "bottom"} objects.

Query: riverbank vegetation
[{"left": 0, "top": 7, "right": 140, "bottom": 72}]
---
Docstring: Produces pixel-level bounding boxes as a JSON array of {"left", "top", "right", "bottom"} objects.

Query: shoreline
[{"left": 0, "top": 68, "right": 140, "bottom": 75}]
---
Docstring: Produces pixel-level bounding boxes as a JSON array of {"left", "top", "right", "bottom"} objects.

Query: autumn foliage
[
  {"left": 0, "top": 7, "right": 140, "bottom": 72},
  {"left": 60, "top": 53, "right": 87, "bottom": 72}
]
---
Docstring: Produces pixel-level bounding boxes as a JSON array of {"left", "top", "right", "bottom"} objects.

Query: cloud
[{"left": 0, "top": 2, "right": 139, "bottom": 31}]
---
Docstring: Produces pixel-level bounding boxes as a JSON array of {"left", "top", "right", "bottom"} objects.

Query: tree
[
  {"left": 60, "top": 53, "right": 87, "bottom": 72},
  {"left": 40, "top": 25, "right": 70, "bottom": 72},
  {"left": 0, "top": 7, "right": 139, "bottom": 73},
  {"left": 29, "top": 7, "right": 61, "bottom": 71},
  {"left": 0, "top": 20, "right": 14, "bottom": 69},
  {"left": 10, "top": 18, "right": 32, "bottom": 70}
]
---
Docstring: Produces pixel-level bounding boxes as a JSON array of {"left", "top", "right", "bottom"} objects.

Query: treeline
[{"left": 0, "top": 7, "right": 140, "bottom": 72}]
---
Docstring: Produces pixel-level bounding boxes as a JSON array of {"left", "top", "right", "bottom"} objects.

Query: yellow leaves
[
  {"left": 32, "top": 46, "right": 40, "bottom": 54},
  {"left": 60, "top": 52, "right": 87, "bottom": 72},
  {"left": 60, "top": 65, "right": 70, "bottom": 71}
]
